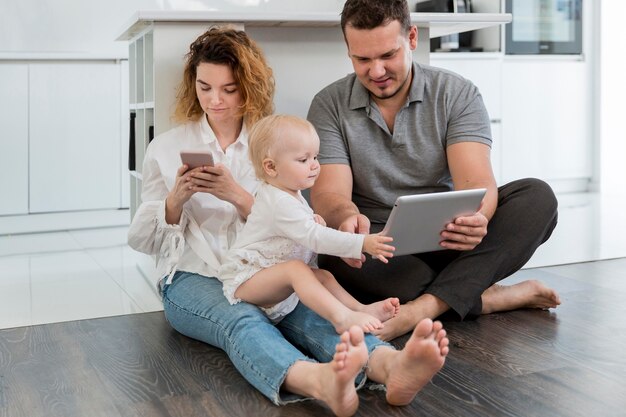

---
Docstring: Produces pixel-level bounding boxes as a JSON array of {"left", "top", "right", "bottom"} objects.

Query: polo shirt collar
[
  {"left": 348, "top": 61, "right": 425, "bottom": 110},
  {"left": 409, "top": 62, "right": 425, "bottom": 103},
  {"left": 349, "top": 76, "right": 371, "bottom": 110}
]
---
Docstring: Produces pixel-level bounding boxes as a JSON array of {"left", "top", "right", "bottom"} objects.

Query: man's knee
[
  {"left": 523, "top": 178, "right": 558, "bottom": 213},
  {"left": 498, "top": 178, "right": 558, "bottom": 243},
  {"left": 502, "top": 178, "right": 558, "bottom": 217},
  {"left": 523, "top": 178, "right": 558, "bottom": 236}
]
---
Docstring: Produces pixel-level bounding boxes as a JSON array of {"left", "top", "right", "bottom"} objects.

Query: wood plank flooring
[{"left": 2, "top": 257, "right": 626, "bottom": 417}]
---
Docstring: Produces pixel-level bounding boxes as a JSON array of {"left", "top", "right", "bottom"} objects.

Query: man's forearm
[
  {"left": 479, "top": 184, "right": 498, "bottom": 221},
  {"left": 312, "top": 192, "right": 360, "bottom": 229}
]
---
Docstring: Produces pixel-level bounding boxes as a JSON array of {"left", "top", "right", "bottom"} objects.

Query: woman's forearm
[
  {"left": 231, "top": 187, "right": 255, "bottom": 220},
  {"left": 165, "top": 197, "right": 184, "bottom": 225}
]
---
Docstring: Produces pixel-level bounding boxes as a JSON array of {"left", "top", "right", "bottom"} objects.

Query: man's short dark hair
[{"left": 340, "top": 0, "right": 411, "bottom": 36}]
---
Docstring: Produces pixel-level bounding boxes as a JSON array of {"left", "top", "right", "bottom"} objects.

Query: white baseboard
[
  {"left": 0, "top": 209, "right": 130, "bottom": 235},
  {"left": 545, "top": 178, "right": 590, "bottom": 194}
]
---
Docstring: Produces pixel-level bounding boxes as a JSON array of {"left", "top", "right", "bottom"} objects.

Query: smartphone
[{"left": 180, "top": 150, "right": 215, "bottom": 170}]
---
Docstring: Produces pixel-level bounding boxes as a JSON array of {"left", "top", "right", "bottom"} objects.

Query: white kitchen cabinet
[
  {"left": 0, "top": 64, "right": 29, "bottom": 216},
  {"left": 28, "top": 62, "right": 122, "bottom": 213},
  {"left": 429, "top": 54, "right": 503, "bottom": 184},
  {"left": 501, "top": 59, "right": 591, "bottom": 191},
  {"left": 0, "top": 59, "right": 129, "bottom": 234},
  {"left": 490, "top": 121, "right": 502, "bottom": 184},
  {"left": 431, "top": 54, "right": 592, "bottom": 192},
  {"left": 430, "top": 54, "right": 502, "bottom": 119}
]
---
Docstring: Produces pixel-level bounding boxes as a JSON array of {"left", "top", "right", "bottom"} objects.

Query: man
[{"left": 308, "top": 0, "right": 561, "bottom": 341}]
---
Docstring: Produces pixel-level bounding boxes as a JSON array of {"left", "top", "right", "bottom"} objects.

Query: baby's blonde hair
[{"left": 248, "top": 114, "right": 317, "bottom": 181}]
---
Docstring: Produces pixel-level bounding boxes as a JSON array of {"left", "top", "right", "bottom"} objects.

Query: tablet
[{"left": 380, "top": 188, "right": 486, "bottom": 256}]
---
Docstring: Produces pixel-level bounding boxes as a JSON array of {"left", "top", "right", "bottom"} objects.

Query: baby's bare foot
[
  {"left": 385, "top": 318, "right": 449, "bottom": 406},
  {"left": 360, "top": 297, "right": 400, "bottom": 322},
  {"left": 371, "top": 303, "right": 421, "bottom": 342},
  {"left": 334, "top": 311, "right": 383, "bottom": 334}
]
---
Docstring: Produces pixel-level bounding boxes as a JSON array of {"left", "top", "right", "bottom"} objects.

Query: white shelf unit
[{"left": 126, "top": 22, "right": 240, "bottom": 221}]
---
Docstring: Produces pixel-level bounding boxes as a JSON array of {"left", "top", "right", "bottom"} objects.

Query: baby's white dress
[{"left": 219, "top": 182, "right": 364, "bottom": 322}]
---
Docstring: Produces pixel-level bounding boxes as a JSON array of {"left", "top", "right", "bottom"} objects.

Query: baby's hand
[
  {"left": 313, "top": 214, "right": 327, "bottom": 227},
  {"left": 363, "top": 234, "right": 395, "bottom": 263}
]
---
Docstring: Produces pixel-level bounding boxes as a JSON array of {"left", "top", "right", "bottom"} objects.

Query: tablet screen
[{"left": 381, "top": 188, "right": 486, "bottom": 256}]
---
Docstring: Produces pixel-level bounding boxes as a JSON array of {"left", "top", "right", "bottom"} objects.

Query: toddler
[{"left": 219, "top": 114, "right": 399, "bottom": 333}]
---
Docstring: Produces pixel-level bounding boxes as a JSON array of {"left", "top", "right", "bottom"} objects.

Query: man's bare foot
[
  {"left": 383, "top": 318, "right": 449, "bottom": 406},
  {"left": 318, "top": 326, "right": 368, "bottom": 417},
  {"left": 333, "top": 310, "right": 383, "bottom": 334},
  {"left": 481, "top": 280, "right": 561, "bottom": 314},
  {"left": 371, "top": 294, "right": 450, "bottom": 341},
  {"left": 370, "top": 304, "right": 419, "bottom": 341},
  {"left": 360, "top": 297, "right": 400, "bottom": 322}
]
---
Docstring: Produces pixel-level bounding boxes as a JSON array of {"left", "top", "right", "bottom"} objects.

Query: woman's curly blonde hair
[{"left": 173, "top": 26, "right": 275, "bottom": 128}]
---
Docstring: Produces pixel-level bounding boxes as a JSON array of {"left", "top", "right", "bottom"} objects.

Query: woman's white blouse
[{"left": 127, "top": 116, "right": 259, "bottom": 284}]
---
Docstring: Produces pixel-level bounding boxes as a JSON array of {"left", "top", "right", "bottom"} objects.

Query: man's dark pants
[{"left": 318, "top": 178, "right": 558, "bottom": 319}]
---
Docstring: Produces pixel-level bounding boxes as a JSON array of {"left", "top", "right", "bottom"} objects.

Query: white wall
[{"left": 599, "top": 2, "right": 626, "bottom": 193}]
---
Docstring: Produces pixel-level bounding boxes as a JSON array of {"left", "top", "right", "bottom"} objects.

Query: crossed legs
[{"left": 320, "top": 178, "right": 561, "bottom": 341}]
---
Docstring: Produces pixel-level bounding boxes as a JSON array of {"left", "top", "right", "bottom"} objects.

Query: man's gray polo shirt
[{"left": 307, "top": 62, "right": 492, "bottom": 223}]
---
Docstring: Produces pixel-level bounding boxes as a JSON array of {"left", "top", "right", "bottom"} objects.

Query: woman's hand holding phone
[
  {"left": 165, "top": 164, "right": 198, "bottom": 225},
  {"left": 189, "top": 164, "right": 238, "bottom": 201},
  {"left": 174, "top": 149, "right": 253, "bottom": 219},
  {"left": 190, "top": 164, "right": 255, "bottom": 219},
  {"left": 165, "top": 150, "right": 214, "bottom": 224}
]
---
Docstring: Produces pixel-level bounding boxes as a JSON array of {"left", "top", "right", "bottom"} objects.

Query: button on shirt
[{"left": 127, "top": 116, "right": 260, "bottom": 284}]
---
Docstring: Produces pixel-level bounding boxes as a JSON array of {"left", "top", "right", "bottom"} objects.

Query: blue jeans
[{"left": 161, "top": 271, "right": 389, "bottom": 405}]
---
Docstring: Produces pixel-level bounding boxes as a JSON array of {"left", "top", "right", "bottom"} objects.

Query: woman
[{"left": 127, "top": 26, "right": 449, "bottom": 417}]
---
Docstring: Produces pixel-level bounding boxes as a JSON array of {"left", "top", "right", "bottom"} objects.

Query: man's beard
[{"left": 369, "top": 67, "right": 412, "bottom": 101}]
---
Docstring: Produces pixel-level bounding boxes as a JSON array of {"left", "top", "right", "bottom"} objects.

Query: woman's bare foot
[
  {"left": 333, "top": 310, "right": 383, "bottom": 334},
  {"left": 383, "top": 318, "right": 449, "bottom": 406},
  {"left": 318, "top": 326, "right": 368, "bottom": 417},
  {"left": 360, "top": 297, "right": 400, "bottom": 322},
  {"left": 481, "top": 280, "right": 561, "bottom": 314}
]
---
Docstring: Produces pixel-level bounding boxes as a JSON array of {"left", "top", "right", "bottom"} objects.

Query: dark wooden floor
[{"left": 2, "top": 257, "right": 626, "bottom": 417}]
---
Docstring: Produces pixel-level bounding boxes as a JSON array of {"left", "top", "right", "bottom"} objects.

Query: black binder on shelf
[{"left": 129, "top": 112, "right": 136, "bottom": 171}]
